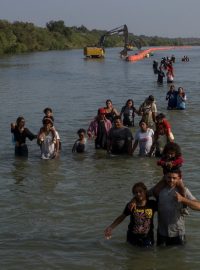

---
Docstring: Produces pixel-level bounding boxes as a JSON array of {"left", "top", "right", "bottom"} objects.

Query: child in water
[
  {"left": 43, "top": 107, "right": 54, "bottom": 122},
  {"left": 104, "top": 182, "right": 157, "bottom": 247},
  {"left": 153, "top": 142, "right": 185, "bottom": 197},
  {"left": 42, "top": 107, "right": 61, "bottom": 150},
  {"left": 72, "top": 129, "right": 87, "bottom": 153}
]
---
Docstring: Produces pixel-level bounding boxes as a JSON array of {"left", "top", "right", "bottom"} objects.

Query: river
[{"left": 0, "top": 47, "right": 200, "bottom": 270}]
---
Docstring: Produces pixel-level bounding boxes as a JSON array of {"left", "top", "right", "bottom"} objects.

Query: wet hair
[
  {"left": 16, "top": 116, "right": 25, "bottom": 126},
  {"left": 169, "top": 84, "right": 175, "bottom": 90},
  {"left": 43, "top": 107, "right": 53, "bottom": 114},
  {"left": 42, "top": 117, "right": 53, "bottom": 127},
  {"left": 162, "top": 142, "right": 182, "bottom": 158},
  {"left": 77, "top": 128, "right": 86, "bottom": 135},
  {"left": 148, "top": 95, "right": 154, "bottom": 102},
  {"left": 132, "top": 182, "right": 147, "bottom": 195},
  {"left": 106, "top": 99, "right": 112, "bottom": 104},
  {"left": 166, "top": 169, "right": 182, "bottom": 179},
  {"left": 178, "top": 87, "right": 184, "bottom": 92},
  {"left": 113, "top": 115, "right": 122, "bottom": 122},
  {"left": 156, "top": 113, "right": 166, "bottom": 121},
  {"left": 125, "top": 99, "right": 134, "bottom": 107},
  {"left": 139, "top": 120, "right": 148, "bottom": 126}
]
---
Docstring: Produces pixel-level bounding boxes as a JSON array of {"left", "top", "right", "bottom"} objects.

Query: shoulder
[
  {"left": 163, "top": 119, "right": 171, "bottom": 129},
  {"left": 24, "top": 127, "right": 30, "bottom": 133},
  {"left": 147, "top": 199, "right": 158, "bottom": 208},
  {"left": 147, "top": 128, "right": 154, "bottom": 135},
  {"left": 123, "top": 203, "right": 132, "bottom": 216},
  {"left": 135, "top": 129, "right": 140, "bottom": 137},
  {"left": 124, "top": 127, "right": 133, "bottom": 135},
  {"left": 185, "top": 187, "right": 196, "bottom": 200},
  {"left": 105, "top": 119, "right": 112, "bottom": 124}
]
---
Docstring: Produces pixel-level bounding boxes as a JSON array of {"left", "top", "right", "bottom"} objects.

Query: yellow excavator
[{"left": 84, "top": 24, "right": 141, "bottom": 58}]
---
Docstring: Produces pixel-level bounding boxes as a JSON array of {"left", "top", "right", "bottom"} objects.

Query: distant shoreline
[{"left": 0, "top": 19, "right": 200, "bottom": 55}]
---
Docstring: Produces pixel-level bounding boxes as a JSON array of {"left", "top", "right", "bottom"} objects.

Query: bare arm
[
  {"left": 148, "top": 132, "right": 157, "bottom": 156},
  {"left": 113, "top": 107, "right": 119, "bottom": 116},
  {"left": 127, "top": 140, "right": 133, "bottom": 155},
  {"left": 104, "top": 214, "right": 127, "bottom": 239},
  {"left": 152, "top": 111, "right": 156, "bottom": 123},
  {"left": 175, "top": 192, "right": 200, "bottom": 210},
  {"left": 132, "top": 140, "right": 138, "bottom": 154}
]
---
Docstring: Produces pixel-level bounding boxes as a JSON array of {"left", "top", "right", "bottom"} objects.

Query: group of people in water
[
  {"left": 153, "top": 55, "right": 175, "bottom": 84},
  {"left": 153, "top": 55, "right": 187, "bottom": 110},
  {"left": 103, "top": 55, "right": 199, "bottom": 248},
  {"left": 11, "top": 108, "right": 61, "bottom": 159},
  {"left": 11, "top": 52, "right": 199, "bottom": 249},
  {"left": 182, "top": 55, "right": 190, "bottom": 62}
]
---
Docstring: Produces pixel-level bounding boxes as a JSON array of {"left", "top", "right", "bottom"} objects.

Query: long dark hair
[
  {"left": 125, "top": 99, "right": 134, "bottom": 108},
  {"left": 132, "top": 182, "right": 147, "bottom": 195},
  {"left": 16, "top": 116, "right": 25, "bottom": 126}
]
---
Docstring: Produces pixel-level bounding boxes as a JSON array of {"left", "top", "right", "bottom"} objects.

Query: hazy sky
[{"left": 0, "top": 0, "right": 199, "bottom": 38}]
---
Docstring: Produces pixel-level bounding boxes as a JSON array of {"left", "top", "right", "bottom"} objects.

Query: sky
[{"left": 0, "top": 0, "right": 200, "bottom": 38}]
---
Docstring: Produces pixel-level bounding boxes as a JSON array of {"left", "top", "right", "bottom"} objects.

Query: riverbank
[{"left": 1, "top": 19, "right": 200, "bottom": 55}]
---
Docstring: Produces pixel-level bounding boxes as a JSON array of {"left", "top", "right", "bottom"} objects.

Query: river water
[{"left": 0, "top": 47, "right": 200, "bottom": 270}]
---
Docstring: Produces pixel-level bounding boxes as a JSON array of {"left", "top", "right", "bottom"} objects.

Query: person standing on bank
[
  {"left": 87, "top": 108, "right": 112, "bottom": 150},
  {"left": 11, "top": 116, "right": 37, "bottom": 157}
]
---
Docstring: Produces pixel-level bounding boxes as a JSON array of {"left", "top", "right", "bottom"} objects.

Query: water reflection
[
  {"left": 36, "top": 158, "right": 63, "bottom": 193},
  {"left": 11, "top": 158, "right": 29, "bottom": 185}
]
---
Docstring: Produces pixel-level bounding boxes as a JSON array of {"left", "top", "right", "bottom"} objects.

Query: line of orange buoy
[{"left": 126, "top": 46, "right": 191, "bottom": 62}]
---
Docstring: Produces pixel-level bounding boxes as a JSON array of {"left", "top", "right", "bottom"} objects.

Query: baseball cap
[{"left": 98, "top": 108, "right": 106, "bottom": 115}]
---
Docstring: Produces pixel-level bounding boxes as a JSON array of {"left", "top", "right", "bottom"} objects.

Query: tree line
[{"left": 0, "top": 19, "right": 200, "bottom": 55}]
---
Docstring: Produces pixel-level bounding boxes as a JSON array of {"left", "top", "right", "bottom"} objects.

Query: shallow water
[{"left": 0, "top": 47, "right": 200, "bottom": 269}]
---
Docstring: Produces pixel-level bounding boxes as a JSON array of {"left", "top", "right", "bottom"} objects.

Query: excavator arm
[
  {"left": 84, "top": 24, "right": 141, "bottom": 58},
  {"left": 98, "top": 25, "right": 129, "bottom": 47}
]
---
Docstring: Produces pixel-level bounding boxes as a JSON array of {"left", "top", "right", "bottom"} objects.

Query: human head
[
  {"left": 178, "top": 87, "right": 184, "bottom": 94},
  {"left": 43, "top": 107, "right": 53, "bottom": 117},
  {"left": 165, "top": 170, "right": 182, "bottom": 188},
  {"left": 42, "top": 117, "right": 53, "bottom": 128},
  {"left": 106, "top": 99, "right": 113, "bottom": 107},
  {"left": 126, "top": 99, "right": 134, "bottom": 107},
  {"left": 113, "top": 115, "right": 123, "bottom": 128},
  {"left": 97, "top": 107, "right": 106, "bottom": 119},
  {"left": 98, "top": 108, "right": 106, "bottom": 115},
  {"left": 156, "top": 113, "right": 166, "bottom": 123},
  {"left": 16, "top": 116, "right": 25, "bottom": 127},
  {"left": 132, "top": 182, "right": 148, "bottom": 202},
  {"left": 77, "top": 128, "right": 86, "bottom": 138},
  {"left": 139, "top": 120, "right": 148, "bottom": 132},
  {"left": 162, "top": 142, "right": 182, "bottom": 158},
  {"left": 169, "top": 84, "right": 175, "bottom": 91},
  {"left": 146, "top": 95, "right": 154, "bottom": 104}
]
